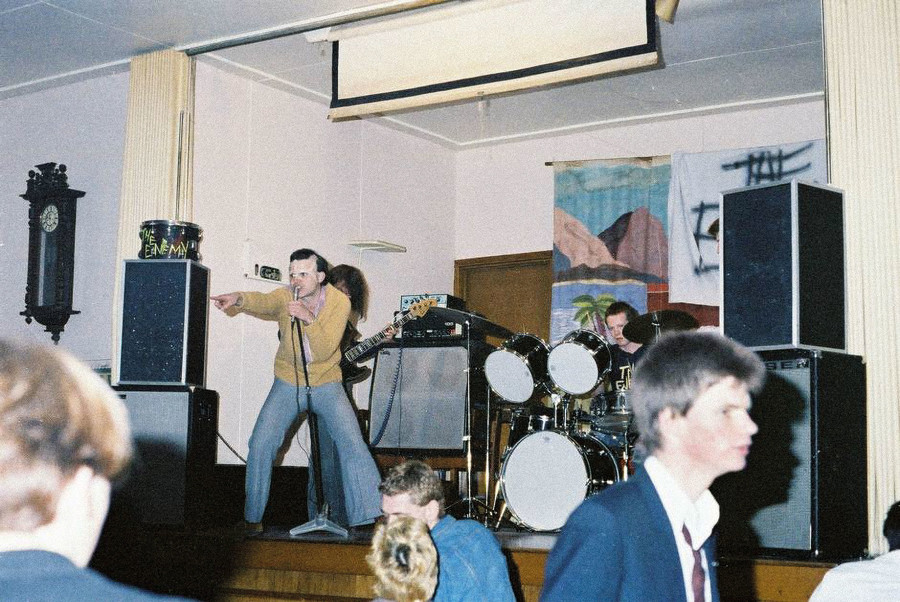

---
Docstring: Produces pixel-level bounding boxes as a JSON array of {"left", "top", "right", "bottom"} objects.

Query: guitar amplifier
[{"left": 399, "top": 294, "right": 466, "bottom": 340}]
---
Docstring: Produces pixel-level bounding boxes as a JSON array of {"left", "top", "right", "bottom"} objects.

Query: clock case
[{"left": 20, "top": 163, "right": 85, "bottom": 343}]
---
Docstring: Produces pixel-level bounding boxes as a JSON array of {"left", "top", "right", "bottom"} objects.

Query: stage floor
[{"left": 92, "top": 517, "right": 833, "bottom": 602}]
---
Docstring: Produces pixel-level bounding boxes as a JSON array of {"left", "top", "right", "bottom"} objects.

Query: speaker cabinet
[
  {"left": 111, "top": 387, "right": 218, "bottom": 527},
  {"left": 721, "top": 180, "right": 845, "bottom": 351},
  {"left": 118, "top": 259, "right": 209, "bottom": 386},
  {"left": 712, "top": 348, "right": 867, "bottom": 561},
  {"left": 368, "top": 343, "right": 486, "bottom": 453}
]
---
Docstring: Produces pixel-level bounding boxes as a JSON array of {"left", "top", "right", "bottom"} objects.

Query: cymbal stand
[
  {"left": 620, "top": 428, "right": 632, "bottom": 481},
  {"left": 446, "top": 317, "right": 492, "bottom": 522},
  {"left": 650, "top": 311, "right": 662, "bottom": 343}
]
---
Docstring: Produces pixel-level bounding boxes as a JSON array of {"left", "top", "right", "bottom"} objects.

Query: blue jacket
[
  {"left": 540, "top": 468, "right": 720, "bottom": 602},
  {"left": 431, "top": 515, "right": 516, "bottom": 602},
  {"left": 0, "top": 550, "right": 195, "bottom": 601}
]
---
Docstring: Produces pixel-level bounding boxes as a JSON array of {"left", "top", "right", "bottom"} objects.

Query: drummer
[{"left": 604, "top": 301, "right": 647, "bottom": 391}]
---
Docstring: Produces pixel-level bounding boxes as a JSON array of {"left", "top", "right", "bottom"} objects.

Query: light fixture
[{"left": 348, "top": 239, "right": 407, "bottom": 253}]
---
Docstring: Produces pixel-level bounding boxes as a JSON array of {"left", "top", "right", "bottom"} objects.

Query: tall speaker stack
[
  {"left": 716, "top": 180, "right": 867, "bottom": 561},
  {"left": 114, "top": 257, "right": 217, "bottom": 527},
  {"left": 721, "top": 180, "right": 845, "bottom": 351}
]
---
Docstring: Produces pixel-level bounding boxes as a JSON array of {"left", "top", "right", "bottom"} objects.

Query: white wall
[
  {"left": 0, "top": 62, "right": 827, "bottom": 472},
  {"left": 0, "top": 72, "right": 128, "bottom": 363},
  {"left": 193, "top": 62, "right": 457, "bottom": 465},
  {"left": 454, "top": 100, "right": 827, "bottom": 258}
]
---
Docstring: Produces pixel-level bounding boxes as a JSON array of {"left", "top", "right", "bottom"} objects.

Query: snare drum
[
  {"left": 547, "top": 329, "right": 612, "bottom": 395},
  {"left": 590, "top": 390, "right": 634, "bottom": 433},
  {"left": 507, "top": 406, "right": 555, "bottom": 449},
  {"left": 485, "top": 333, "right": 550, "bottom": 403},
  {"left": 499, "top": 430, "right": 618, "bottom": 531}
]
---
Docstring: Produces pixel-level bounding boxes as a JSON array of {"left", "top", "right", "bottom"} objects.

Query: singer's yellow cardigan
[{"left": 237, "top": 283, "right": 350, "bottom": 387}]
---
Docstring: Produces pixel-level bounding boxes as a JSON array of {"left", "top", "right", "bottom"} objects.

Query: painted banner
[{"left": 551, "top": 157, "right": 670, "bottom": 344}]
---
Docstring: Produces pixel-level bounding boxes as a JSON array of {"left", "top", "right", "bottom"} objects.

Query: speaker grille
[
  {"left": 118, "top": 260, "right": 209, "bottom": 386},
  {"left": 712, "top": 349, "right": 866, "bottom": 561},
  {"left": 368, "top": 345, "right": 470, "bottom": 452}
]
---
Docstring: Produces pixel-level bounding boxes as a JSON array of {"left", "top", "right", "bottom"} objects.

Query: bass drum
[
  {"left": 499, "top": 430, "right": 618, "bottom": 531},
  {"left": 485, "top": 333, "right": 550, "bottom": 403},
  {"left": 547, "top": 329, "right": 612, "bottom": 395}
]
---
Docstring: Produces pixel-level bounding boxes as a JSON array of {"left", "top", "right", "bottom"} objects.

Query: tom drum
[
  {"left": 485, "top": 333, "right": 550, "bottom": 403},
  {"left": 547, "top": 329, "right": 612, "bottom": 396}
]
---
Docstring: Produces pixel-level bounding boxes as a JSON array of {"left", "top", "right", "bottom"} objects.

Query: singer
[{"left": 210, "top": 248, "right": 381, "bottom": 533}]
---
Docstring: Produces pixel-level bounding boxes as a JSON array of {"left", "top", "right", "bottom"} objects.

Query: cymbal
[
  {"left": 622, "top": 310, "right": 699, "bottom": 345},
  {"left": 429, "top": 307, "right": 514, "bottom": 339}
]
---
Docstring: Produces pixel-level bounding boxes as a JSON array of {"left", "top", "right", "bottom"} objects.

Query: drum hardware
[
  {"left": 433, "top": 308, "right": 512, "bottom": 524},
  {"left": 547, "top": 329, "right": 612, "bottom": 396},
  {"left": 621, "top": 310, "right": 699, "bottom": 346}
]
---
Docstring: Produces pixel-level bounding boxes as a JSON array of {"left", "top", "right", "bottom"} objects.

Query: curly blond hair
[{"left": 367, "top": 515, "right": 438, "bottom": 602}]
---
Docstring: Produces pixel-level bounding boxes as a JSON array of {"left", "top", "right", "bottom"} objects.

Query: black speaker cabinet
[
  {"left": 368, "top": 343, "right": 487, "bottom": 453},
  {"left": 118, "top": 259, "right": 209, "bottom": 386},
  {"left": 712, "top": 348, "right": 867, "bottom": 561},
  {"left": 111, "top": 386, "right": 218, "bottom": 527},
  {"left": 721, "top": 180, "right": 845, "bottom": 351}
]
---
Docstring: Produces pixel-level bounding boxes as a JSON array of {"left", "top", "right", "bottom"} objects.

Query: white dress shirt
[{"left": 644, "top": 456, "right": 720, "bottom": 602}]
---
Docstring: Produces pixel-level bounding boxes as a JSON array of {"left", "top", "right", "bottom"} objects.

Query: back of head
[
  {"left": 0, "top": 339, "right": 132, "bottom": 532},
  {"left": 630, "top": 331, "right": 766, "bottom": 455},
  {"left": 884, "top": 500, "right": 900, "bottom": 551},
  {"left": 367, "top": 515, "right": 438, "bottom": 602},
  {"left": 379, "top": 460, "right": 445, "bottom": 510}
]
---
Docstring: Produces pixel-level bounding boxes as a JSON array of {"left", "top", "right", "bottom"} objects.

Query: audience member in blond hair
[
  {"left": 367, "top": 515, "right": 437, "bottom": 602},
  {"left": 0, "top": 339, "right": 194, "bottom": 601}
]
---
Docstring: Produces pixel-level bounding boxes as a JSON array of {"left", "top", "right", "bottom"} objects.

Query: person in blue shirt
[{"left": 379, "top": 461, "right": 516, "bottom": 602}]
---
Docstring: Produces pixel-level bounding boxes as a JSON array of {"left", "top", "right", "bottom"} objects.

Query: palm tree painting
[{"left": 572, "top": 293, "right": 617, "bottom": 338}]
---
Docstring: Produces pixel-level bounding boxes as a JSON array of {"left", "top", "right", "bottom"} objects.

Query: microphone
[{"left": 292, "top": 286, "right": 301, "bottom": 326}]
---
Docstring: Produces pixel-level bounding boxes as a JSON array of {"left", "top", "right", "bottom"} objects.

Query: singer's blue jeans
[{"left": 244, "top": 378, "right": 381, "bottom": 526}]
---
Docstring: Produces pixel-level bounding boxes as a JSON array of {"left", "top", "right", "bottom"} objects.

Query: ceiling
[{"left": 0, "top": 0, "right": 824, "bottom": 148}]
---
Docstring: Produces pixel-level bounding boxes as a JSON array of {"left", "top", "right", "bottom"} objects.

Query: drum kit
[
  {"left": 483, "top": 311, "right": 700, "bottom": 532},
  {"left": 485, "top": 328, "right": 624, "bottom": 532},
  {"left": 428, "top": 306, "right": 698, "bottom": 532}
]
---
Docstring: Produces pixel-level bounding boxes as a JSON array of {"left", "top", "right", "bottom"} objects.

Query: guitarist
[
  {"left": 331, "top": 264, "right": 373, "bottom": 392},
  {"left": 317, "top": 264, "right": 384, "bottom": 526}
]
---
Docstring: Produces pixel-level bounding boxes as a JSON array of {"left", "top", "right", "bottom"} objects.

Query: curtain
[
  {"left": 823, "top": 0, "right": 900, "bottom": 554},
  {"left": 110, "top": 50, "right": 196, "bottom": 380}
]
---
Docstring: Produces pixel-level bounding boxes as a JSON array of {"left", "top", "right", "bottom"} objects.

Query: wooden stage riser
[{"left": 215, "top": 540, "right": 831, "bottom": 602}]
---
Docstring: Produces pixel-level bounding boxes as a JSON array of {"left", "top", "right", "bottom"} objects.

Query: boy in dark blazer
[{"left": 541, "top": 331, "right": 766, "bottom": 602}]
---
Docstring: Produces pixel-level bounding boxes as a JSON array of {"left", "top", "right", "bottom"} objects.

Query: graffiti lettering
[{"left": 721, "top": 142, "right": 815, "bottom": 186}]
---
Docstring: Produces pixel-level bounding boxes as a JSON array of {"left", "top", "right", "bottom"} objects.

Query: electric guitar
[{"left": 342, "top": 298, "right": 437, "bottom": 370}]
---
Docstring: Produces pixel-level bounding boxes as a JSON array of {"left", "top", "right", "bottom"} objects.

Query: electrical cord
[{"left": 370, "top": 339, "right": 403, "bottom": 447}]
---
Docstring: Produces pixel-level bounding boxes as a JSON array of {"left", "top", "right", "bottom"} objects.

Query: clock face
[{"left": 40, "top": 204, "right": 59, "bottom": 233}]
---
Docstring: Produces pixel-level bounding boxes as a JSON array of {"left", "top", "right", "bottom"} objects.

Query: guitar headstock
[{"left": 409, "top": 298, "right": 437, "bottom": 318}]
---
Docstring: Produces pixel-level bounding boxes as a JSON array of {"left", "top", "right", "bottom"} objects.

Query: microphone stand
[{"left": 290, "top": 307, "right": 348, "bottom": 538}]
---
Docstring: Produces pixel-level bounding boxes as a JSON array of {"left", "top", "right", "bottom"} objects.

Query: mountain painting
[{"left": 551, "top": 157, "right": 671, "bottom": 344}]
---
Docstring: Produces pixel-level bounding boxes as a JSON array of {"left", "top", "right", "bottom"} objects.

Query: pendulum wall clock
[{"left": 20, "top": 163, "right": 85, "bottom": 343}]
